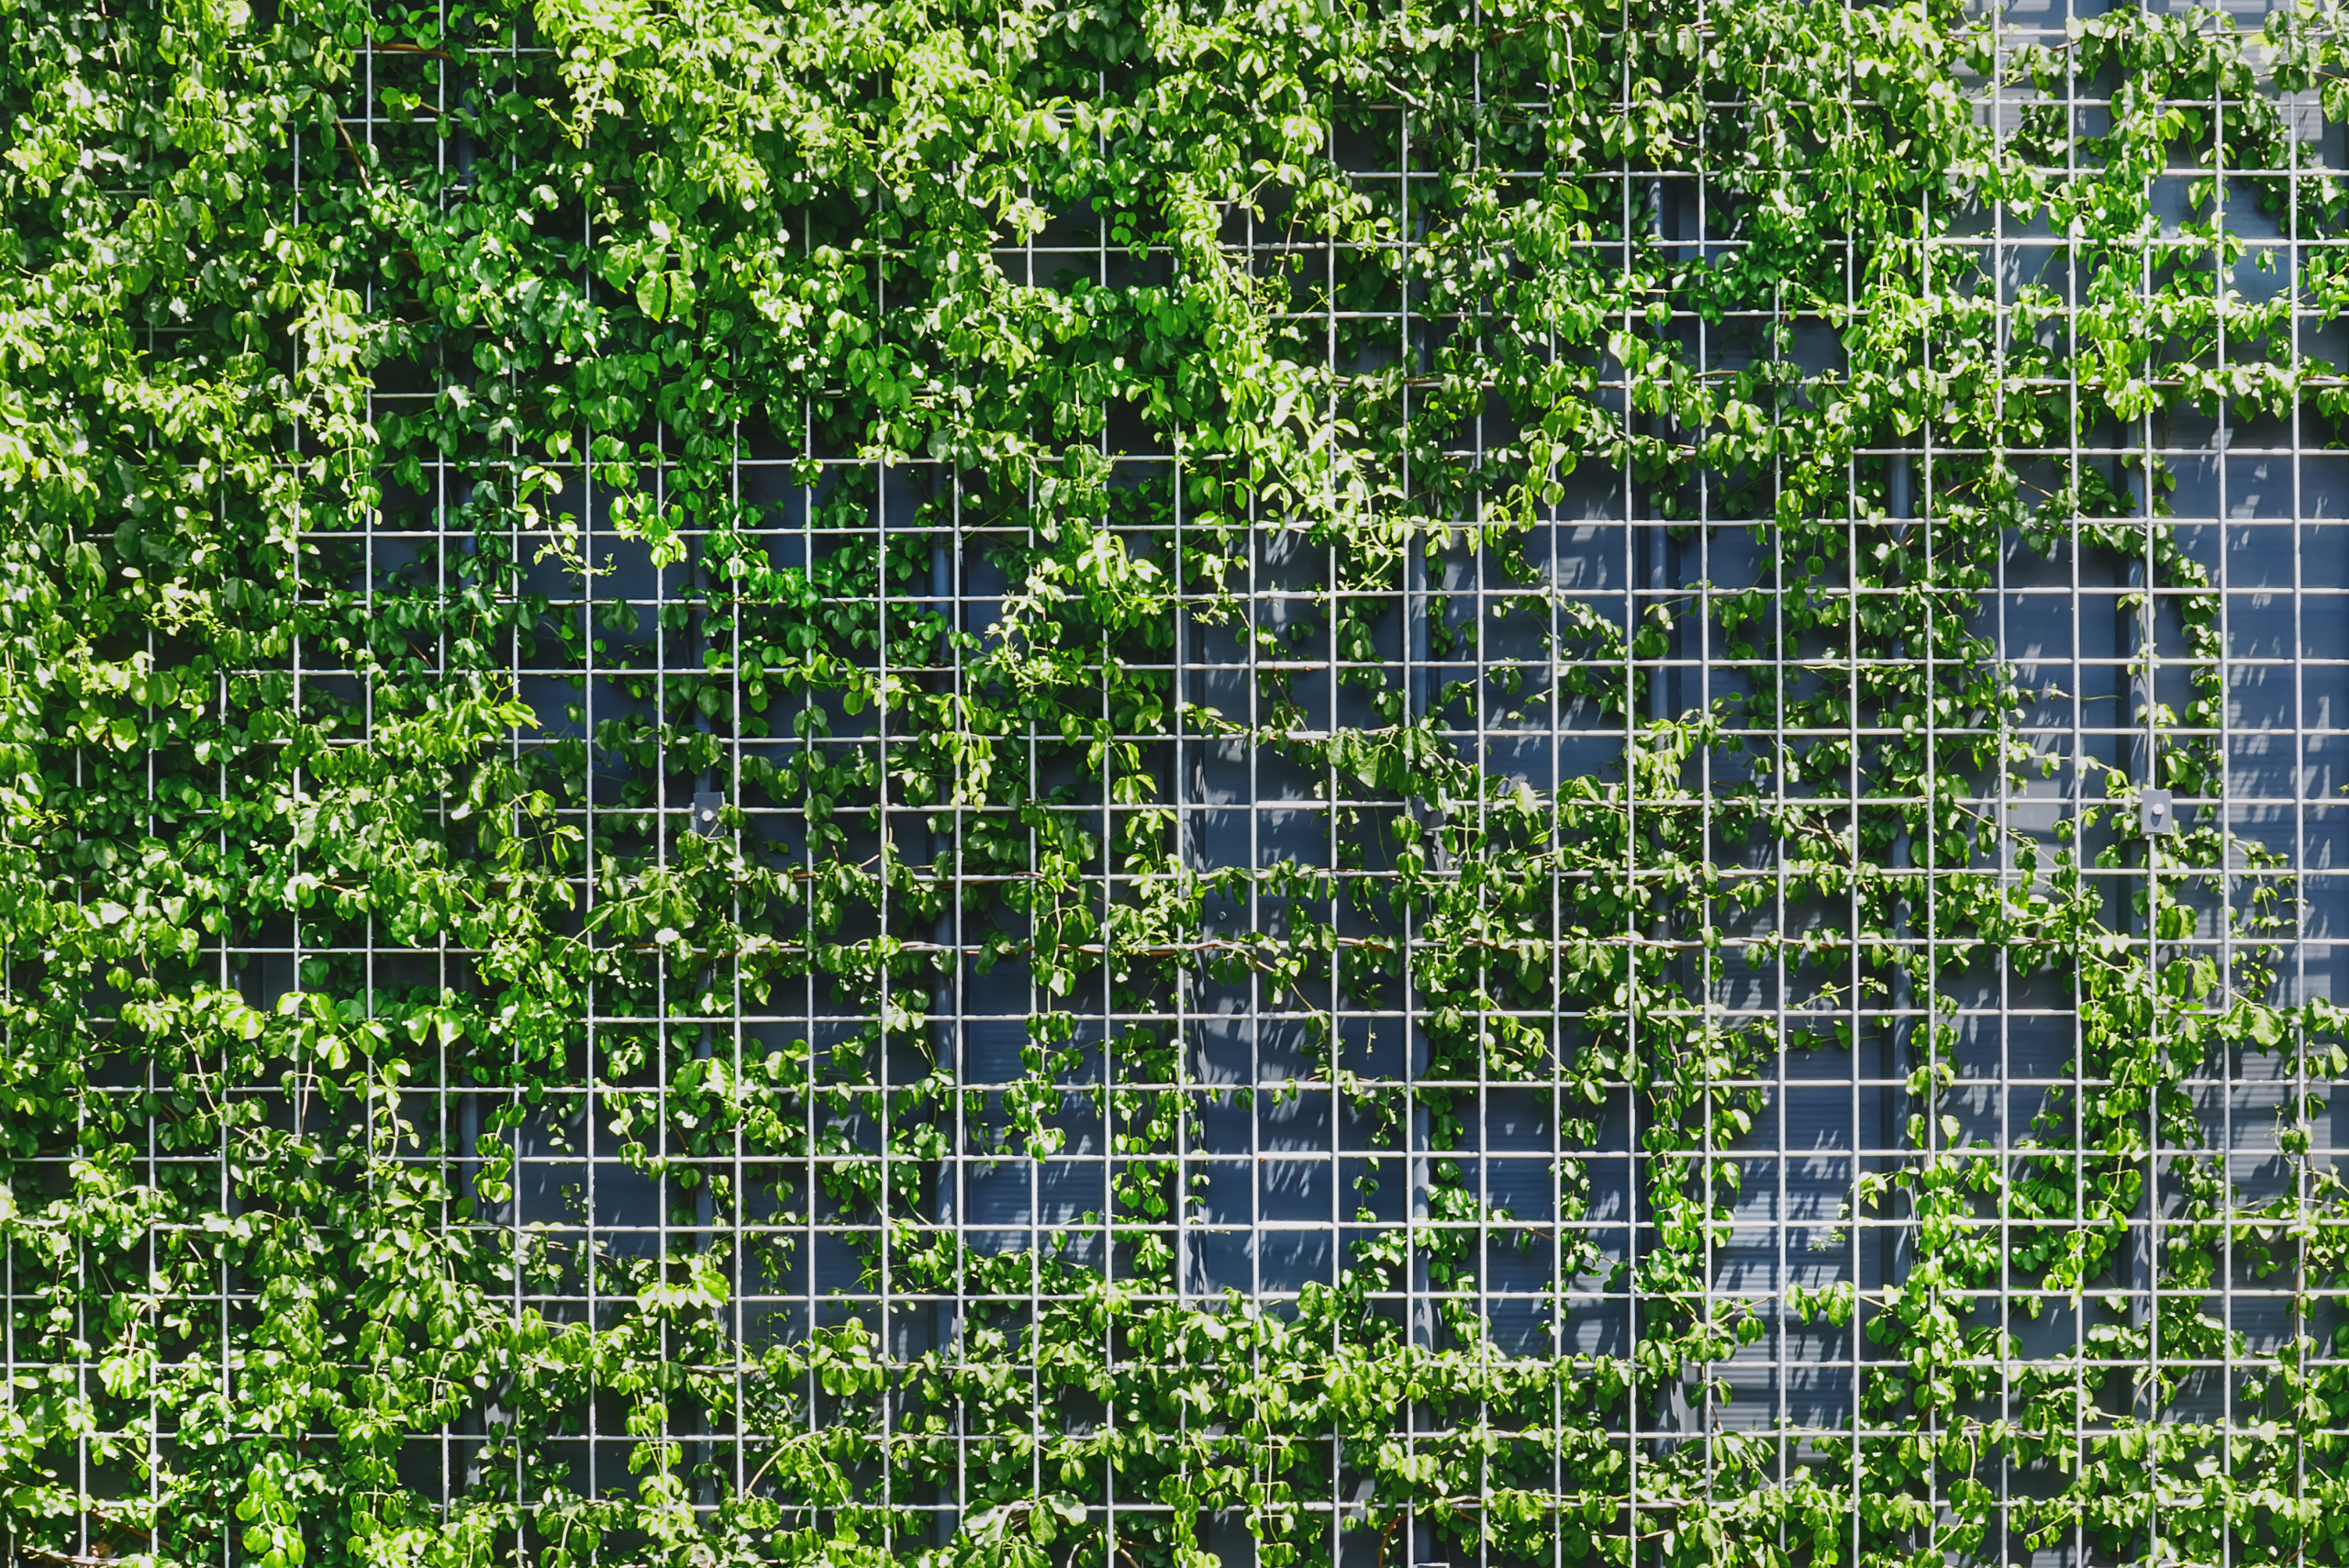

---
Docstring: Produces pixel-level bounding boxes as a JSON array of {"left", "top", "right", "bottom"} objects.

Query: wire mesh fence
[{"left": 17, "top": 0, "right": 2349, "bottom": 1563}]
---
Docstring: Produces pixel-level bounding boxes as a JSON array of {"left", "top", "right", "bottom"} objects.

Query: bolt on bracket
[{"left": 691, "top": 790, "right": 727, "bottom": 838}]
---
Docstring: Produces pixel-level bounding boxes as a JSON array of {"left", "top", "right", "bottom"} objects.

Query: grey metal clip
[
  {"left": 2139, "top": 788, "right": 2175, "bottom": 836},
  {"left": 691, "top": 790, "right": 726, "bottom": 838}
]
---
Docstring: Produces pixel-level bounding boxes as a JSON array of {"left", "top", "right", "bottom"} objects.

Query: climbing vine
[{"left": 7, "top": 0, "right": 2349, "bottom": 1564}]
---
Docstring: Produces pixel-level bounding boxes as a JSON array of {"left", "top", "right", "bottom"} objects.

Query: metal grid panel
[
  {"left": 18, "top": 1, "right": 2349, "bottom": 1564},
  {"left": 347, "top": 0, "right": 2333, "bottom": 1551}
]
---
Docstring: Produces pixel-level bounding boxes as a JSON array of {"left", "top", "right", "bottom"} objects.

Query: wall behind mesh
[{"left": 10, "top": 0, "right": 2349, "bottom": 1565}]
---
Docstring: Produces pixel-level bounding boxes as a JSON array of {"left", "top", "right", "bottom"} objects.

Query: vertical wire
[
  {"left": 1398, "top": 103, "right": 1431, "bottom": 1568},
  {"left": 2213, "top": 49, "right": 2234, "bottom": 1560},
  {"left": 802, "top": 225, "right": 823, "bottom": 1545},
  {"left": 653, "top": 384, "right": 674, "bottom": 1532},
  {"left": 1467, "top": 32, "right": 1497, "bottom": 1541},
  {"left": 1324, "top": 83, "right": 1346, "bottom": 1563},
  {"left": 724, "top": 389, "right": 743, "bottom": 1519},
  {"left": 872, "top": 257, "right": 896, "bottom": 1549},
  {"left": 1616, "top": 15, "right": 1643, "bottom": 1556},
  {"left": 1990, "top": 10, "right": 2015, "bottom": 1552},
  {"left": 1840, "top": 3, "right": 1866, "bottom": 1535},
  {"left": 2288, "top": 61, "right": 2311, "bottom": 1568},
  {"left": 580, "top": 138, "right": 602, "bottom": 1541},
  {"left": 2063, "top": 0, "right": 2091, "bottom": 1540}
]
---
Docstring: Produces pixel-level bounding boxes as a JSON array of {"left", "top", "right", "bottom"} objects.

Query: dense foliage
[{"left": 7, "top": 0, "right": 2349, "bottom": 1563}]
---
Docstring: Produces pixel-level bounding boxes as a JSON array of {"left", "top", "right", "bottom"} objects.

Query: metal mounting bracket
[{"left": 691, "top": 790, "right": 726, "bottom": 838}]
